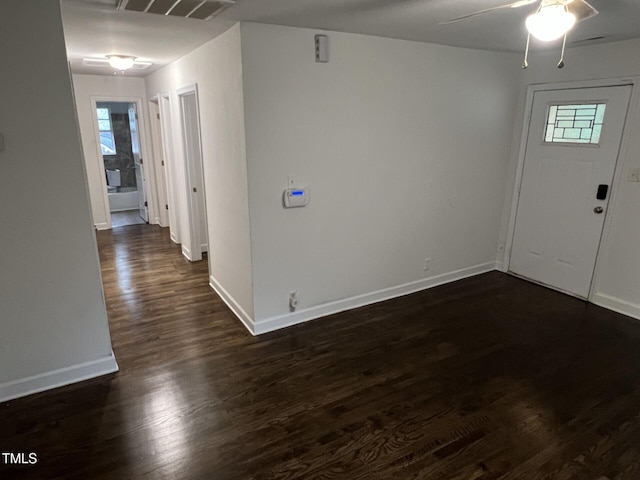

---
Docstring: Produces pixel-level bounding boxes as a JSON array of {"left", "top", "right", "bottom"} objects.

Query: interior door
[
  {"left": 150, "top": 100, "right": 169, "bottom": 227},
  {"left": 510, "top": 85, "right": 631, "bottom": 298},
  {"left": 128, "top": 103, "right": 148, "bottom": 222},
  {"left": 180, "top": 90, "right": 208, "bottom": 261}
]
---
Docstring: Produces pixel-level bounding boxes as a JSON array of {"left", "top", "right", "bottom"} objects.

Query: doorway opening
[
  {"left": 96, "top": 101, "right": 148, "bottom": 228},
  {"left": 177, "top": 84, "right": 208, "bottom": 262}
]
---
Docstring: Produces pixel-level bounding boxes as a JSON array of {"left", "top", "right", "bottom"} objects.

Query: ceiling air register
[{"left": 116, "top": 0, "right": 235, "bottom": 21}]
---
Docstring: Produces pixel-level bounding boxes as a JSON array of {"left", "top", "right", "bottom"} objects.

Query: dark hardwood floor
[{"left": 3, "top": 224, "right": 640, "bottom": 479}]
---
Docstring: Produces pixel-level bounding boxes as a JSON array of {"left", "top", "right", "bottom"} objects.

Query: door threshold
[{"left": 506, "top": 271, "right": 588, "bottom": 301}]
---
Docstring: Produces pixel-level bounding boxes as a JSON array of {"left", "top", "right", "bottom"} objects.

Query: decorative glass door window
[{"left": 544, "top": 103, "right": 606, "bottom": 144}]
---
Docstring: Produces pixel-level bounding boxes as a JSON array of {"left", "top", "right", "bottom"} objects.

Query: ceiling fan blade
[
  {"left": 439, "top": 0, "right": 538, "bottom": 25},
  {"left": 568, "top": 0, "right": 599, "bottom": 22}
]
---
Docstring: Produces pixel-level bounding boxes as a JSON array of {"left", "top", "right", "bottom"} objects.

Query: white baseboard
[
  {"left": 0, "top": 351, "right": 119, "bottom": 403},
  {"left": 110, "top": 207, "right": 138, "bottom": 213},
  {"left": 207, "top": 265, "right": 639, "bottom": 336},
  {"left": 591, "top": 292, "right": 640, "bottom": 321},
  {"left": 181, "top": 245, "right": 192, "bottom": 261},
  {"left": 170, "top": 231, "right": 179, "bottom": 244},
  {"left": 151, "top": 216, "right": 161, "bottom": 225},
  {"left": 253, "top": 262, "right": 497, "bottom": 335},
  {"left": 209, "top": 275, "right": 255, "bottom": 335},
  {"left": 95, "top": 222, "right": 110, "bottom": 231},
  {"left": 495, "top": 260, "right": 506, "bottom": 272}
]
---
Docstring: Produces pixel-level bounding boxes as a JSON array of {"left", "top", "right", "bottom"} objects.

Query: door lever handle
[{"left": 594, "top": 206, "right": 604, "bottom": 214}]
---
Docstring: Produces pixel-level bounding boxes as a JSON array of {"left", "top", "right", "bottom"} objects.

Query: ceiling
[{"left": 62, "top": 0, "right": 640, "bottom": 76}]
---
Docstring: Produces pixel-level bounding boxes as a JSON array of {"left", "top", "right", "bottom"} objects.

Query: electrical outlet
[
  {"left": 289, "top": 290, "right": 298, "bottom": 311},
  {"left": 424, "top": 258, "right": 431, "bottom": 271},
  {"left": 628, "top": 168, "right": 640, "bottom": 183}
]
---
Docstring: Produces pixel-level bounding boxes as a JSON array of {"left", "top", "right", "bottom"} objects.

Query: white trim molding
[
  {"left": 591, "top": 293, "right": 640, "bottom": 321},
  {"left": 0, "top": 351, "right": 119, "bottom": 403},
  {"left": 95, "top": 222, "right": 110, "bottom": 231},
  {"left": 253, "top": 262, "right": 497, "bottom": 335},
  {"left": 209, "top": 275, "right": 255, "bottom": 335}
]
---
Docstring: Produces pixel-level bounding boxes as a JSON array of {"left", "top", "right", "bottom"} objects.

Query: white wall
[
  {"left": 72, "top": 74, "right": 157, "bottom": 229},
  {"left": 144, "top": 24, "right": 254, "bottom": 321},
  {"left": 499, "top": 38, "right": 640, "bottom": 319},
  {"left": 0, "top": 0, "right": 117, "bottom": 401},
  {"left": 240, "top": 23, "right": 521, "bottom": 329}
]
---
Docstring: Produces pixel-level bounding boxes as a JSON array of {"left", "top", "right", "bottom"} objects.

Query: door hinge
[
  {"left": 193, "top": 187, "right": 197, "bottom": 193},
  {"left": 135, "top": 113, "right": 138, "bottom": 120},
  {"left": 165, "top": 204, "right": 169, "bottom": 210},
  {"left": 161, "top": 160, "right": 165, "bottom": 166},
  {"left": 156, "top": 113, "right": 160, "bottom": 119},
  {"left": 144, "top": 201, "right": 148, "bottom": 207},
  {"left": 140, "top": 158, "right": 143, "bottom": 164}
]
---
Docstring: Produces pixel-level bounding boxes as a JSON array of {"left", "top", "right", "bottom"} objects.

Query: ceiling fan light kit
[
  {"left": 441, "top": 0, "right": 599, "bottom": 69},
  {"left": 526, "top": 3, "right": 576, "bottom": 41},
  {"left": 522, "top": 1, "right": 577, "bottom": 69}
]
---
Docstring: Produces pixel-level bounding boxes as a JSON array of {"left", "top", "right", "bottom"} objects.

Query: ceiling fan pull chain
[
  {"left": 557, "top": 31, "right": 568, "bottom": 68},
  {"left": 522, "top": 32, "right": 531, "bottom": 69}
]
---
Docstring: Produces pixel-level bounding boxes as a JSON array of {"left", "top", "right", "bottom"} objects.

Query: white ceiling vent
[{"left": 116, "top": 0, "right": 235, "bottom": 21}]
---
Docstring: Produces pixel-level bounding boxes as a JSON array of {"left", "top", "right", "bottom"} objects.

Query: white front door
[{"left": 510, "top": 85, "right": 631, "bottom": 298}]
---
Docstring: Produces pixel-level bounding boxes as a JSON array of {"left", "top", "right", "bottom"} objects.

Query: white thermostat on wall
[{"left": 283, "top": 188, "right": 309, "bottom": 208}]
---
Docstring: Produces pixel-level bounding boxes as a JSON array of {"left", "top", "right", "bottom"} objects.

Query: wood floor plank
[{"left": 2, "top": 224, "right": 640, "bottom": 479}]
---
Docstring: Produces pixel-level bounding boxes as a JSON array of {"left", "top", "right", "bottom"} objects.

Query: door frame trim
[{"left": 503, "top": 77, "right": 639, "bottom": 301}]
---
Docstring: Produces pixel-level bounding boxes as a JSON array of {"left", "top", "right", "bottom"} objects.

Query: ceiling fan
[{"left": 441, "top": 0, "right": 599, "bottom": 69}]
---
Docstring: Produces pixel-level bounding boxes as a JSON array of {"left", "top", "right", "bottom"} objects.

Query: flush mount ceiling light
[
  {"left": 107, "top": 55, "right": 136, "bottom": 71},
  {"left": 82, "top": 57, "right": 153, "bottom": 72}
]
